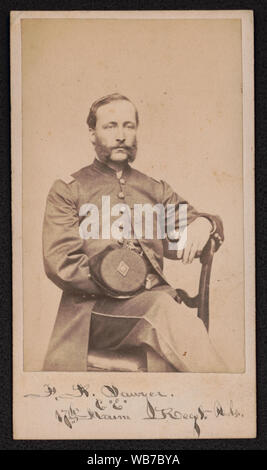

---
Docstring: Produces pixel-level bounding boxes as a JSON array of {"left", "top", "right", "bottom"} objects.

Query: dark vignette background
[{"left": 0, "top": 0, "right": 266, "bottom": 455}]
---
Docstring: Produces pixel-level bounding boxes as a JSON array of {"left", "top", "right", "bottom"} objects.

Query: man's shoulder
[
  {"left": 48, "top": 165, "right": 94, "bottom": 200},
  {"left": 130, "top": 166, "right": 163, "bottom": 185},
  {"left": 59, "top": 164, "right": 95, "bottom": 185},
  {"left": 59, "top": 174, "right": 76, "bottom": 185},
  {"left": 71, "top": 164, "right": 96, "bottom": 181}
]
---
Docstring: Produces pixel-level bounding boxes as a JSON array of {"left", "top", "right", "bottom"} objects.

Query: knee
[
  {"left": 152, "top": 291, "right": 179, "bottom": 311},
  {"left": 150, "top": 292, "right": 188, "bottom": 323},
  {"left": 157, "top": 293, "right": 206, "bottom": 331},
  {"left": 145, "top": 291, "right": 208, "bottom": 332}
]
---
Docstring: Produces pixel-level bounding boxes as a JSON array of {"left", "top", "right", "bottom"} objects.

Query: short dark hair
[{"left": 86, "top": 93, "right": 139, "bottom": 129}]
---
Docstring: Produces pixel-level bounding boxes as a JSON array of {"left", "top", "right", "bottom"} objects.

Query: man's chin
[{"left": 110, "top": 151, "right": 129, "bottom": 162}]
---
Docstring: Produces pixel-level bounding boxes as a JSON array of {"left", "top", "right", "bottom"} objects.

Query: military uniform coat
[{"left": 43, "top": 158, "right": 223, "bottom": 371}]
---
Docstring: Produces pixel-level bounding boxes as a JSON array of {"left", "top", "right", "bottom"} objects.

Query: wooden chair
[
  {"left": 175, "top": 237, "right": 216, "bottom": 332},
  {"left": 87, "top": 237, "right": 217, "bottom": 372}
]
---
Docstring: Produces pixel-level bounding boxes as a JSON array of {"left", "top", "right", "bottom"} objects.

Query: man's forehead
[{"left": 96, "top": 100, "right": 136, "bottom": 121}]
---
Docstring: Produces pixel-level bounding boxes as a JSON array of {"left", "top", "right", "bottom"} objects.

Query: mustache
[
  {"left": 111, "top": 143, "right": 137, "bottom": 151},
  {"left": 94, "top": 138, "right": 137, "bottom": 163}
]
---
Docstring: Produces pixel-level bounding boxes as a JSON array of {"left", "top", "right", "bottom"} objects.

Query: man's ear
[{"left": 89, "top": 128, "right": 96, "bottom": 145}]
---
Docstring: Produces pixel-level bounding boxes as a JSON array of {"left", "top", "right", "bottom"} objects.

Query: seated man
[{"left": 42, "top": 93, "right": 227, "bottom": 372}]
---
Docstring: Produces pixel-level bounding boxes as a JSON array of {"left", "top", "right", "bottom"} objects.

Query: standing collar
[{"left": 92, "top": 157, "right": 132, "bottom": 178}]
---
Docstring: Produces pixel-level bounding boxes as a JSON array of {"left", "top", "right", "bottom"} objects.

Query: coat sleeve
[
  {"left": 160, "top": 180, "right": 224, "bottom": 259},
  {"left": 42, "top": 179, "right": 101, "bottom": 294}
]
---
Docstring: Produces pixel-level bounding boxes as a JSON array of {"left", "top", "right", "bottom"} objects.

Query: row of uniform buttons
[
  {"left": 86, "top": 175, "right": 125, "bottom": 296},
  {"left": 116, "top": 171, "right": 138, "bottom": 250},
  {"left": 117, "top": 176, "right": 126, "bottom": 199},
  {"left": 85, "top": 174, "right": 137, "bottom": 298},
  {"left": 117, "top": 175, "right": 127, "bottom": 240},
  {"left": 116, "top": 174, "right": 164, "bottom": 275}
]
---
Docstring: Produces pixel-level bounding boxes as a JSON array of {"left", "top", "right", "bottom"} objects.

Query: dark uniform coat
[{"left": 43, "top": 158, "right": 223, "bottom": 371}]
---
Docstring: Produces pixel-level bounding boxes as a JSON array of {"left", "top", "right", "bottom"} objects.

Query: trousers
[{"left": 89, "top": 285, "right": 227, "bottom": 373}]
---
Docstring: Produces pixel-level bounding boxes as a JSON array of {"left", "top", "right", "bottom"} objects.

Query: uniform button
[
  {"left": 119, "top": 222, "right": 124, "bottom": 229},
  {"left": 117, "top": 237, "right": 124, "bottom": 245},
  {"left": 119, "top": 206, "right": 126, "bottom": 214},
  {"left": 118, "top": 192, "right": 125, "bottom": 199},
  {"left": 91, "top": 294, "right": 96, "bottom": 298},
  {"left": 119, "top": 178, "right": 126, "bottom": 185}
]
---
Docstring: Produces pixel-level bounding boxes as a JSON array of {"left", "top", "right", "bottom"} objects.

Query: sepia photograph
[{"left": 11, "top": 10, "right": 255, "bottom": 439}]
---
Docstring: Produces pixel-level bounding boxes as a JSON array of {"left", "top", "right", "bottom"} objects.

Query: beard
[{"left": 94, "top": 136, "right": 137, "bottom": 164}]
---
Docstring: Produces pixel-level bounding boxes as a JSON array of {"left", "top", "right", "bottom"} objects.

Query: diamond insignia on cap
[{"left": 117, "top": 261, "right": 130, "bottom": 277}]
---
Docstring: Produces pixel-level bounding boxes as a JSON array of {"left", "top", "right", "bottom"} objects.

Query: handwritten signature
[
  {"left": 24, "top": 383, "right": 166, "bottom": 400},
  {"left": 24, "top": 384, "right": 244, "bottom": 437},
  {"left": 145, "top": 398, "right": 244, "bottom": 437}
]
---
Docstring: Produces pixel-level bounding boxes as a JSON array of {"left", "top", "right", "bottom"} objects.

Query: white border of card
[{"left": 11, "top": 10, "right": 255, "bottom": 439}]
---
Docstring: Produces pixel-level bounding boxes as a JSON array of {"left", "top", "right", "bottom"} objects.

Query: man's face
[{"left": 90, "top": 100, "right": 138, "bottom": 163}]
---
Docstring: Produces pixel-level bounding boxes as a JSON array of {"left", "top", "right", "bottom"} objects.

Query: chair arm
[
  {"left": 197, "top": 237, "right": 216, "bottom": 330},
  {"left": 175, "top": 289, "right": 199, "bottom": 308},
  {"left": 175, "top": 237, "right": 216, "bottom": 331}
]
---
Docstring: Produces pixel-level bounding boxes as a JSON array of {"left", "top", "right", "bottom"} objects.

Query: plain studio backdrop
[{"left": 21, "top": 18, "right": 244, "bottom": 372}]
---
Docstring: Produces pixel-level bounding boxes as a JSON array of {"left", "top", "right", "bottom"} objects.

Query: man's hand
[{"left": 177, "top": 217, "right": 212, "bottom": 264}]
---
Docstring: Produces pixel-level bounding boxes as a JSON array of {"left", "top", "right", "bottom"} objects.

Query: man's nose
[{"left": 115, "top": 126, "right": 126, "bottom": 142}]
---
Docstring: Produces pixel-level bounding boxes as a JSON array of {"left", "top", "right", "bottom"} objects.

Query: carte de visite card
[{"left": 11, "top": 10, "right": 255, "bottom": 439}]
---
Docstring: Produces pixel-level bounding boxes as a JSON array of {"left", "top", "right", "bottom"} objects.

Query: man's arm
[
  {"left": 43, "top": 179, "right": 101, "bottom": 294},
  {"left": 161, "top": 180, "right": 224, "bottom": 262}
]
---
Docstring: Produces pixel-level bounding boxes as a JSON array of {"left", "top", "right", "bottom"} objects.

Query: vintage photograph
[
  {"left": 43, "top": 91, "right": 227, "bottom": 374},
  {"left": 12, "top": 10, "right": 255, "bottom": 439}
]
